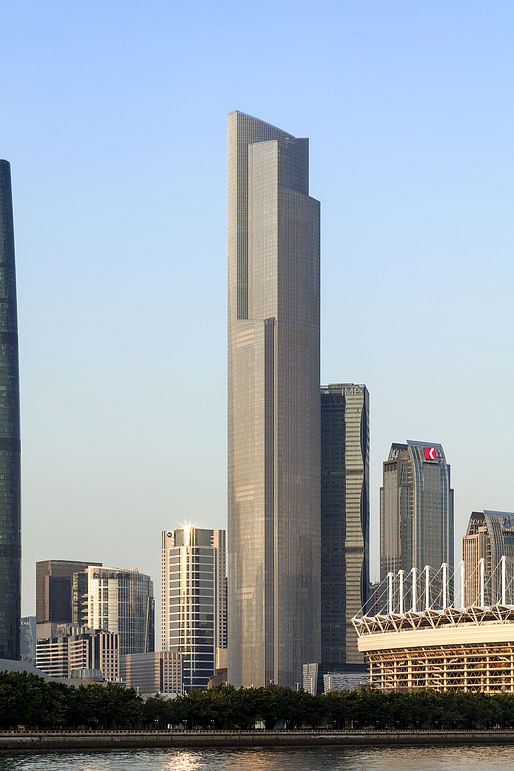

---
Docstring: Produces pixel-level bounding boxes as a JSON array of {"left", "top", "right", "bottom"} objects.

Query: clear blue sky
[{"left": 2, "top": 0, "right": 514, "bottom": 624}]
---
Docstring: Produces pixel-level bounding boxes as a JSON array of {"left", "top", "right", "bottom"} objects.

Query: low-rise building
[
  {"left": 36, "top": 624, "right": 119, "bottom": 681},
  {"left": 323, "top": 671, "right": 368, "bottom": 692},
  {"left": 121, "top": 651, "right": 182, "bottom": 695}
]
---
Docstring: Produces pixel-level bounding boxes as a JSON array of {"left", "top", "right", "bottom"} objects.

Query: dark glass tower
[
  {"left": 35, "top": 559, "right": 102, "bottom": 625},
  {"left": 0, "top": 160, "right": 21, "bottom": 660},
  {"left": 320, "top": 384, "right": 369, "bottom": 672}
]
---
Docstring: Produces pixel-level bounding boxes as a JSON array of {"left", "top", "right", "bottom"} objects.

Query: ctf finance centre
[{"left": 227, "top": 112, "right": 320, "bottom": 688}]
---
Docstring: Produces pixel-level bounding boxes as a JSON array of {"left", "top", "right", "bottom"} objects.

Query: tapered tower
[
  {"left": 0, "top": 160, "right": 21, "bottom": 660},
  {"left": 227, "top": 112, "right": 320, "bottom": 687}
]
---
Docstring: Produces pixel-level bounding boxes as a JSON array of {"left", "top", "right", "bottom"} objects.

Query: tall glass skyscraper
[
  {"left": 161, "top": 527, "right": 226, "bottom": 692},
  {"left": 227, "top": 112, "right": 320, "bottom": 688},
  {"left": 380, "top": 440, "right": 454, "bottom": 584},
  {"left": 0, "top": 160, "right": 21, "bottom": 661},
  {"left": 321, "top": 384, "right": 369, "bottom": 671}
]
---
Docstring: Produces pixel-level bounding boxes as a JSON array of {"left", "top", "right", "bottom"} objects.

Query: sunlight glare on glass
[{"left": 182, "top": 521, "right": 193, "bottom": 546}]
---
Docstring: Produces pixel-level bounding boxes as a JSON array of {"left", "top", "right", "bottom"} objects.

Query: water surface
[{"left": 0, "top": 745, "right": 513, "bottom": 770}]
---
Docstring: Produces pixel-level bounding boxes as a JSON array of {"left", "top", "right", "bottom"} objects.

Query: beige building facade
[
  {"left": 121, "top": 651, "right": 182, "bottom": 695},
  {"left": 36, "top": 624, "right": 119, "bottom": 681},
  {"left": 161, "top": 527, "right": 226, "bottom": 692},
  {"left": 227, "top": 112, "right": 321, "bottom": 688}
]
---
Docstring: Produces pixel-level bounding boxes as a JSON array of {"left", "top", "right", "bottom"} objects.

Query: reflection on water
[{"left": 0, "top": 745, "right": 514, "bottom": 771}]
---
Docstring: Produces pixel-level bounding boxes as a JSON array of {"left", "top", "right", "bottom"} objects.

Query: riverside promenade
[{"left": 2, "top": 730, "right": 514, "bottom": 752}]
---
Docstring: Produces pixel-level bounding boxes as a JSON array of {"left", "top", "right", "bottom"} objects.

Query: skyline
[{"left": 1, "top": 2, "right": 513, "bottom": 630}]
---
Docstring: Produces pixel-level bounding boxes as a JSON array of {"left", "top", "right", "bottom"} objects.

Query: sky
[{"left": 1, "top": 1, "right": 514, "bottom": 630}]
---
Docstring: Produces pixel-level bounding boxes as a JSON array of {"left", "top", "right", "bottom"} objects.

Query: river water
[{"left": 0, "top": 746, "right": 513, "bottom": 770}]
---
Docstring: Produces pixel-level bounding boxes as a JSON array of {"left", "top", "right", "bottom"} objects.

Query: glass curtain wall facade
[
  {"left": 380, "top": 440, "right": 454, "bottom": 589},
  {"left": 36, "top": 559, "right": 101, "bottom": 625},
  {"left": 321, "top": 384, "right": 369, "bottom": 671},
  {"left": 161, "top": 527, "right": 226, "bottom": 692},
  {"left": 86, "top": 566, "right": 154, "bottom": 655},
  {"left": 463, "top": 510, "right": 514, "bottom": 607},
  {"left": 0, "top": 160, "right": 21, "bottom": 661},
  {"left": 227, "top": 111, "right": 320, "bottom": 688},
  {"left": 20, "top": 616, "right": 36, "bottom": 663}
]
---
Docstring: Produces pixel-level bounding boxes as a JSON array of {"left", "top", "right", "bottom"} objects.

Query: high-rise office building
[
  {"left": 85, "top": 566, "right": 154, "bottom": 655},
  {"left": 0, "top": 160, "right": 21, "bottom": 661},
  {"left": 161, "top": 527, "right": 226, "bottom": 692},
  {"left": 462, "top": 510, "right": 514, "bottom": 607},
  {"left": 36, "top": 559, "right": 102, "bottom": 625},
  {"left": 320, "top": 384, "right": 369, "bottom": 671},
  {"left": 36, "top": 561, "right": 153, "bottom": 657},
  {"left": 380, "top": 441, "right": 454, "bottom": 586},
  {"left": 227, "top": 111, "right": 320, "bottom": 688}
]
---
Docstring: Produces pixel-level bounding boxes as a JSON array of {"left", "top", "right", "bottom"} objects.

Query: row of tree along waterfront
[{"left": 3, "top": 672, "right": 514, "bottom": 730}]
